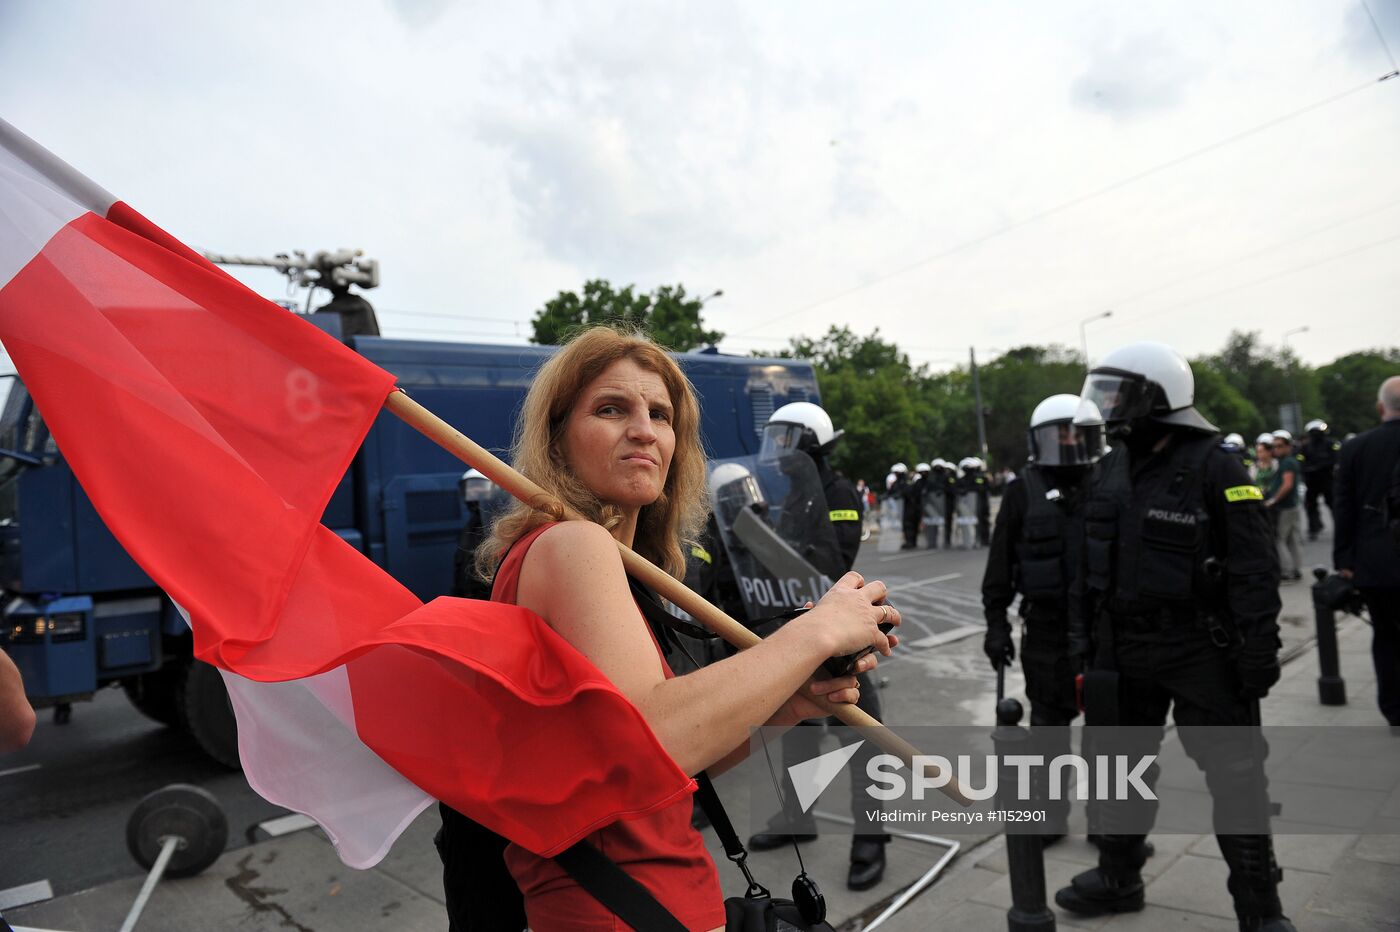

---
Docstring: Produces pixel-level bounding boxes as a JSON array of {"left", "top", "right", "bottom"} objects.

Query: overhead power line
[
  {"left": 1097, "top": 229, "right": 1400, "bottom": 332},
  {"left": 1363, "top": 0, "right": 1399, "bottom": 72},
  {"left": 1023, "top": 193, "right": 1400, "bottom": 340},
  {"left": 732, "top": 72, "right": 1398, "bottom": 338}
]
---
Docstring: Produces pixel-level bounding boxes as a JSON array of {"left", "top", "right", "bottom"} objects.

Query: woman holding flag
[{"left": 466, "top": 325, "right": 901, "bottom": 930}]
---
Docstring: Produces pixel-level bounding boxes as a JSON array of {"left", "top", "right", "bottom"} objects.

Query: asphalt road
[
  {"left": 0, "top": 681, "right": 286, "bottom": 899},
  {"left": 0, "top": 529, "right": 984, "bottom": 904}
]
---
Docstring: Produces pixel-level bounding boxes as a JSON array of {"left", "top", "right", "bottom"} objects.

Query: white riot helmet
[
  {"left": 761, "top": 401, "right": 843, "bottom": 462},
  {"left": 1222, "top": 432, "right": 1246, "bottom": 453},
  {"left": 1028, "top": 394, "right": 1106, "bottom": 467},
  {"left": 958, "top": 456, "right": 980, "bottom": 471},
  {"left": 1272, "top": 429, "right": 1292, "bottom": 444},
  {"left": 915, "top": 462, "right": 931, "bottom": 474},
  {"left": 708, "top": 461, "right": 766, "bottom": 519},
  {"left": 1255, "top": 432, "right": 1275, "bottom": 447},
  {"left": 890, "top": 462, "right": 909, "bottom": 474},
  {"left": 459, "top": 468, "right": 493, "bottom": 505},
  {"left": 1078, "top": 341, "right": 1216, "bottom": 436},
  {"left": 1304, "top": 419, "right": 1328, "bottom": 434}
]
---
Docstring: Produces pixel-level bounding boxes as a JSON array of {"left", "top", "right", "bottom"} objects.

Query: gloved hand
[
  {"left": 1236, "top": 636, "right": 1281, "bottom": 699},
  {"left": 983, "top": 618, "right": 1014, "bottom": 670}
]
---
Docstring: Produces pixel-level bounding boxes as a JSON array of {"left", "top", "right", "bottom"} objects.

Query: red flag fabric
[{"left": 0, "top": 118, "right": 693, "bottom": 865}]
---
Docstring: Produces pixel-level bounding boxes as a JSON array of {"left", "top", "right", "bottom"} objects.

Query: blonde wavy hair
[{"left": 476, "top": 326, "right": 709, "bottom": 582}]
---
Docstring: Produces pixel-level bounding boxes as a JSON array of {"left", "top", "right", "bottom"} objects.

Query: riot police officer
[
  {"left": 982, "top": 394, "right": 1105, "bottom": 840},
  {"left": 936, "top": 458, "right": 960, "bottom": 547},
  {"left": 925, "top": 459, "right": 951, "bottom": 548},
  {"left": 1057, "top": 343, "right": 1293, "bottom": 931},
  {"left": 452, "top": 469, "right": 496, "bottom": 600},
  {"left": 747, "top": 402, "right": 890, "bottom": 890},
  {"left": 1299, "top": 419, "right": 1340, "bottom": 540},
  {"left": 902, "top": 462, "right": 930, "bottom": 549},
  {"left": 958, "top": 457, "right": 992, "bottom": 546},
  {"left": 1222, "top": 432, "right": 1249, "bottom": 468}
]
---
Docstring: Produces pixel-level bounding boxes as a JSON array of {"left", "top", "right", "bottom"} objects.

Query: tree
[
  {"left": 1190, "top": 363, "right": 1263, "bottom": 438},
  {"left": 768, "top": 326, "right": 930, "bottom": 485},
  {"left": 1315, "top": 350, "right": 1400, "bottom": 437},
  {"left": 529, "top": 279, "right": 723, "bottom": 351},
  {"left": 1202, "top": 331, "right": 1319, "bottom": 432},
  {"left": 924, "top": 346, "right": 1084, "bottom": 471}
]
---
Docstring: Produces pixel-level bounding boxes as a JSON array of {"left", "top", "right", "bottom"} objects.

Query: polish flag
[{"left": 0, "top": 118, "right": 694, "bottom": 867}]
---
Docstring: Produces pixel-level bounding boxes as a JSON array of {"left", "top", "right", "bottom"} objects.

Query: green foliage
[
  {"left": 767, "top": 330, "right": 1085, "bottom": 480},
  {"left": 1189, "top": 363, "right": 1263, "bottom": 438},
  {"left": 939, "top": 345, "right": 1085, "bottom": 470},
  {"left": 766, "top": 326, "right": 929, "bottom": 485},
  {"left": 1315, "top": 351, "right": 1400, "bottom": 436},
  {"left": 530, "top": 279, "right": 723, "bottom": 351},
  {"left": 771, "top": 325, "right": 1400, "bottom": 487},
  {"left": 1201, "top": 331, "right": 1320, "bottom": 432}
]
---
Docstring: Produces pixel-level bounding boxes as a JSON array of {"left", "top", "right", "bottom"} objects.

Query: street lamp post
[
  {"left": 1282, "top": 326, "right": 1309, "bottom": 435},
  {"left": 1080, "top": 310, "right": 1113, "bottom": 370}
]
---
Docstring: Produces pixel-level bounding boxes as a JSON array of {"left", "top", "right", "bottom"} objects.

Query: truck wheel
[
  {"left": 178, "top": 661, "right": 241, "bottom": 770},
  {"left": 121, "top": 664, "right": 185, "bottom": 727}
]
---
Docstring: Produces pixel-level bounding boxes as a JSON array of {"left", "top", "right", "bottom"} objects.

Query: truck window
[{"left": 0, "top": 378, "right": 47, "bottom": 522}]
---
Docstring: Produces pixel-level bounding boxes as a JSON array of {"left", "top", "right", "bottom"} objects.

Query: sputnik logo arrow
[{"left": 787, "top": 740, "right": 866, "bottom": 813}]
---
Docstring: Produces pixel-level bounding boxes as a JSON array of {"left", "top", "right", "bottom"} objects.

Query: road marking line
[
  {"left": 0, "top": 879, "right": 53, "bottom": 911},
  {"left": 875, "top": 550, "right": 930, "bottom": 563},
  {"left": 909, "top": 625, "right": 984, "bottom": 649},
  {"left": 0, "top": 763, "right": 40, "bottom": 778},
  {"left": 887, "top": 573, "right": 962, "bottom": 593},
  {"left": 257, "top": 813, "right": 317, "bottom": 837}
]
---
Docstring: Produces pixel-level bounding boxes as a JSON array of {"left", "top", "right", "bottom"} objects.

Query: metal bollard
[
  {"left": 1311, "top": 566, "right": 1347, "bottom": 706},
  {"left": 993, "top": 665, "right": 1056, "bottom": 932}
]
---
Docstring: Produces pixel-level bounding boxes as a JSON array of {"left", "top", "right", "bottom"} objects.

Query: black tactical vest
[
  {"left": 1016, "top": 466, "right": 1073, "bottom": 602},
  {"left": 1082, "top": 435, "right": 1217, "bottom": 609}
]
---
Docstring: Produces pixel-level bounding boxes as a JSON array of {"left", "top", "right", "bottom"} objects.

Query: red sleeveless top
[{"left": 495, "top": 523, "right": 725, "bottom": 931}]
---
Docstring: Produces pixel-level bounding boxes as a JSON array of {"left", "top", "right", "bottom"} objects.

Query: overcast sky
[{"left": 2, "top": 0, "right": 1398, "bottom": 371}]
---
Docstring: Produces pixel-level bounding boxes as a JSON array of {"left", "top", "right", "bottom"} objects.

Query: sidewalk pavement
[
  {"left": 873, "top": 612, "right": 1400, "bottom": 932},
  {"left": 7, "top": 560, "right": 1398, "bottom": 930}
]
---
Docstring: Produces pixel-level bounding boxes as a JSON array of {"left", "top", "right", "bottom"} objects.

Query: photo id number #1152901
[{"left": 863, "top": 809, "right": 1048, "bottom": 825}]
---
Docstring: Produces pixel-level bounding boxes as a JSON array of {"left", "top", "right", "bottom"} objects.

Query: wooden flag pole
[{"left": 385, "top": 390, "right": 971, "bottom": 806}]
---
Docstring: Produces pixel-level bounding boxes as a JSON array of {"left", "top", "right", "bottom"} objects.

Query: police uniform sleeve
[
  {"left": 981, "top": 478, "right": 1025, "bottom": 623},
  {"left": 827, "top": 477, "right": 863, "bottom": 574},
  {"left": 1207, "top": 448, "right": 1282, "bottom": 643}
]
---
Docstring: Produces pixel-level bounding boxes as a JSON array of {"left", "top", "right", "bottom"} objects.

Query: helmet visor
[
  {"left": 1080, "top": 371, "right": 1153, "bottom": 426},
  {"left": 758, "top": 422, "right": 807, "bottom": 464},
  {"left": 712, "top": 472, "right": 766, "bottom": 518},
  {"left": 462, "top": 476, "right": 493, "bottom": 504},
  {"left": 1029, "top": 421, "right": 1105, "bottom": 466}
]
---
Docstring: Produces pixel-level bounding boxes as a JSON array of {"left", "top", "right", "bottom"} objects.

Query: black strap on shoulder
[
  {"left": 695, "top": 771, "right": 745, "bottom": 860},
  {"left": 552, "top": 770, "right": 753, "bottom": 929},
  {"left": 627, "top": 575, "right": 718, "bottom": 642},
  {"left": 553, "top": 840, "right": 689, "bottom": 932}
]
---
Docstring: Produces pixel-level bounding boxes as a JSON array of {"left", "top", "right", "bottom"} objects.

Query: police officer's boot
[
  {"left": 1217, "top": 834, "right": 1292, "bottom": 932},
  {"left": 847, "top": 835, "right": 888, "bottom": 890},
  {"left": 1054, "top": 835, "right": 1149, "bottom": 916}
]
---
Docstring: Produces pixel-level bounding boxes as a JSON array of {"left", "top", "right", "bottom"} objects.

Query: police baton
[{"left": 386, "top": 390, "right": 973, "bottom": 806}]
